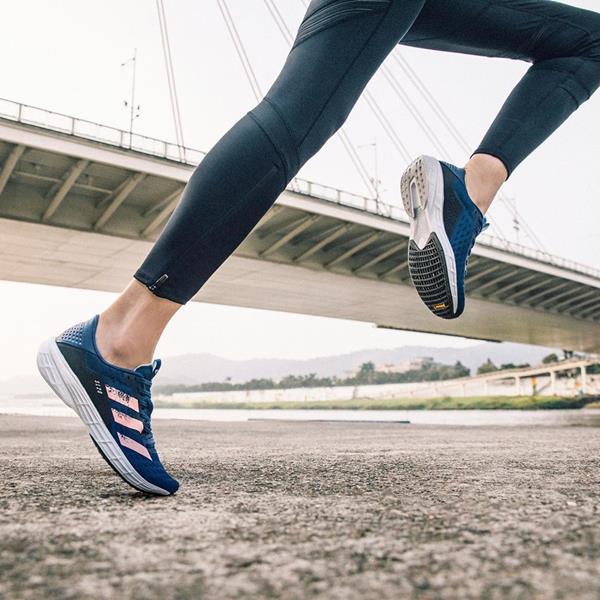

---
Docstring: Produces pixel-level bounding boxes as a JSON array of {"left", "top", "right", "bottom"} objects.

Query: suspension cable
[
  {"left": 363, "top": 90, "right": 412, "bottom": 163},
  {"left": 217, "top": 0, "right": 263, "bottom": 101},
  {"left": 380, "top": 64, "right": 451, "bottom": 158},
  {"left": 156, "top": 0, "right": 185, "bottom": 159},
  {"left": 392, "top": 52, "right": 470, "bottom": 151},
  {"left": 337, "top": 129, "right": 380, "bottom": 198},
  {"left": 263, "top": 0, "right": 294, "bottom": 42}
]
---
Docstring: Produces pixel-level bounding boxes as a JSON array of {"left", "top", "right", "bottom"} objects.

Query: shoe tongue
[
  {"left": 442, "top": 160, "right": 488, "bottom": 227},
  {"left": 134, "top": 358, "right": 162, "bottom": 380},
  {"left": 440, "top": 161, "right": 466, "bottom": 183}
]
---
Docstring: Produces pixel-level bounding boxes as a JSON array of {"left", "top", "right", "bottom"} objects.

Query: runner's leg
[
  {"left": 400, "top": 0, "right": 600, "bottom": 208},
  {"left": 398, "top": 0, "right": 600, "bottom": 320}
]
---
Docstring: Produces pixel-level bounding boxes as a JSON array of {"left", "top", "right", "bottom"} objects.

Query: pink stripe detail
[
  {"left": 118, "top": 432, "right": 152, "bottom": 460},
  {"left": 105, "top": 385, "right": 139, "bottom": 412},
  {"left": 112, "top": 409, "right": 144, "bottom": 433}
]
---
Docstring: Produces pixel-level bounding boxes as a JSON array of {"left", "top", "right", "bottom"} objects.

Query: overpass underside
[{"left": 0, "top": 109, "right": 599, "bottom": 352}]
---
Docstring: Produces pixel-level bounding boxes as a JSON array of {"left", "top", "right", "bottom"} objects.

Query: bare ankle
[
  {"left": 95, "top": 280, "right": 181, "bottom": 370},
  {"left": 96, "top": 315, "right": 152, "bottom": 370},
  {"left": 464, "top": 154, "right": 507, "bottom": 214}
]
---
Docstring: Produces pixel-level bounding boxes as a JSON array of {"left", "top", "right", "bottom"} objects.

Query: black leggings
[{"left": 135, "top": 0, "right": 600, "bottom": 305}]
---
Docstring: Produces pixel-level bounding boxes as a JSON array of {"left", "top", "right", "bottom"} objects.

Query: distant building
[
  {"left": 376, "top": 357, "right": 433, "bottom": 374},
  {"left": 345, "top": 357, "right": 433, "bottom": 377}
]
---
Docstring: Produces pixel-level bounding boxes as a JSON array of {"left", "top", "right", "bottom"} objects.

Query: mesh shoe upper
[{"left": 440, "top": 162, "right": 488, "bottom": 317}]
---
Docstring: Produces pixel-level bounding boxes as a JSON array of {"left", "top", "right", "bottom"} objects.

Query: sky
[{"left": 0, "top": 0, "right": 599, "bottom": 379}]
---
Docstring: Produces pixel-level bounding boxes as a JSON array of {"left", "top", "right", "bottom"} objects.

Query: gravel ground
[{"left": 1, "top": 414, "right": 600, "bottom": 599}]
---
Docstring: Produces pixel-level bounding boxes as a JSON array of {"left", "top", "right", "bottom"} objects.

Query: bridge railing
[
  {"left": 475, "top": 234, "right": 600, "bottom": 279},
  {"left": 0, "top": 98, "right": 207, "bottom": 164},
  {"left": 288, "top": 177, "right": 407, "bottom": 221},
  {"left": 1, "top": 97, "right": 599, "bottom": 280}
]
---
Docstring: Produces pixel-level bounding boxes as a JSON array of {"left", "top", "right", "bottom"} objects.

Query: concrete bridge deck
[{"left": 0, "top": 99, "right": 598, "bottom": 351}]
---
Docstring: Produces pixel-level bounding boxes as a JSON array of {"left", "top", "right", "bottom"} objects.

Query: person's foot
[
  {"left": 37, "top": 315, "right": 179, "bottom": 495},
  {"left": 400, "top": 156, "right": 488, "bottom": 319}
]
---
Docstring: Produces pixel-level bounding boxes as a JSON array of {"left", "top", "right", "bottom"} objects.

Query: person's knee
[
  {"left": 580, "top": 13, "right": 600, "bottom": 62},
  {"left": 535, "top": 8, "right": 600, "bottom": 63},
  {"left": 535, "top": 12, "right": 600, "bottom": 104},
  {"left": 574, "top": 14, "right": 600, "bottom": 99},
  {"left": 248, "top": 98, "right": 300, "bottom": 183}
]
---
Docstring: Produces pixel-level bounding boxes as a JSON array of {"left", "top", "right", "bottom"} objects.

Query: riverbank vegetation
[
  {"left": 155, "top": 395, "right": 600, "bottom": 411},
  {"left": 156, "top": 355, "right": 598, "bottom": 396},
  {"left": 155, "top": 359, "right": 471, "bottom": 395}
]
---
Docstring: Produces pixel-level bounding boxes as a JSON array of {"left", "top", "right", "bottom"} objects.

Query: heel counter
[
  {"left": 56, "top": 315, "right": 99, "bottom": 350},
  {"left": 56, "top": 321, "right": 86, "bottom": 347}
]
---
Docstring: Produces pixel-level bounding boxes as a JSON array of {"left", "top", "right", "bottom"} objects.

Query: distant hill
[
  {"left": 0, "top": 342, "right": 556, "bottom": 396},
  {"left": 155, "top": 342, "right": 554, "bottom": 386},
  {"left": 0, "top": 374, "right": 49, "bottom": 397}
]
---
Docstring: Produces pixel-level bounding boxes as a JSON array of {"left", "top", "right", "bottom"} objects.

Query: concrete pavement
[{"left": 1, "top": 415, "right": 600, "bottom": 599}]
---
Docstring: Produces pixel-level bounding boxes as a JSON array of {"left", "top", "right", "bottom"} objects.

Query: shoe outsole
[
  {"left": 401, "top": 156, "right": 460, "bottom": 320},
  {"left": 408, "top": 236, "right": 455, "bottom": 319},
  {"left": 36, "top": 338, "right": 171, "bottom": 496}
]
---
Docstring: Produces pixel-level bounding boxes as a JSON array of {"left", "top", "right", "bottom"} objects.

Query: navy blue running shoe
[
  {"left": 37, "top": 315, "right": 179, "bottom": 495},
  {"left": 400, "top": 155, "right": 488, "bottom": 319}
]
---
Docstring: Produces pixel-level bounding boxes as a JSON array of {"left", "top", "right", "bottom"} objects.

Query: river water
[{"left": 2, "top": 394, "right": 600, "bottom": 427}]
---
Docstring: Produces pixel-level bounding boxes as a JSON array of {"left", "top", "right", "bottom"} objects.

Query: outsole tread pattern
[{"left": 408, "top": 235, "right": 455, "bottom": 320}]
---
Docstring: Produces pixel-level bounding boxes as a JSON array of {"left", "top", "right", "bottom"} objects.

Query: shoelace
[
  {"left": 464, "top": 218, "right": 490, "bottom": 277},
  {"left": 137, "top": 380, "right": 156, "bottom": 452}
]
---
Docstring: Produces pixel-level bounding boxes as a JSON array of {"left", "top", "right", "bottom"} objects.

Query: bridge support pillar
[
  {"left": 515, "top": 377, "right": 522, "bottom": 396},
  {"left": 580, "top": 365, "right": 588, "bottom": 395},
  {"left": 550, "top": 371, "right": 557, "bottom": 396}
]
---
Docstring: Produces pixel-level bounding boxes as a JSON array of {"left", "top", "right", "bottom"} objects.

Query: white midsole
[
  {"left": 36, "top": 338, "right": 169, "bottom": 496},
  {"left": 407, "top": 156, "right": 458, "bottom": 312}
]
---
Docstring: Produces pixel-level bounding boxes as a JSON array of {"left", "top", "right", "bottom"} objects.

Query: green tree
[
  {"left": 477, "top": 358, "right": 499, "bottom": 375},
  {"left": 542, "top": 353, "right": 559, "bottom": 364},
  {"left": 357, "top": 361, "right": 376, "bottom": 384},
  {"left": 500, "top": 363, "right": 530, "bottom": 370},
  {"left": 452, "top": 361, "right": 470, "bottom": 378}
]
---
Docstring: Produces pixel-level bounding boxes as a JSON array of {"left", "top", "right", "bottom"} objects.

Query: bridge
[
  {"left": 0, "top": 99, "right": 599, "bottom": 352},
  {"left": 415, "top": 357, "right": 600, "bottom": 398}
]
